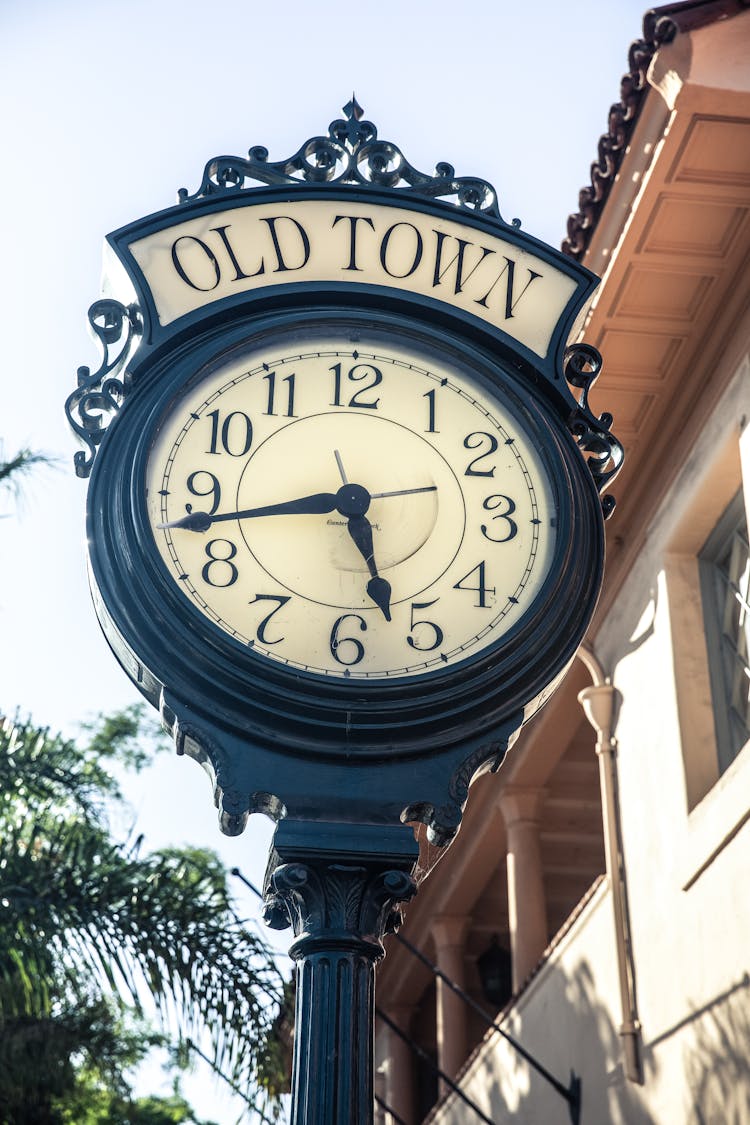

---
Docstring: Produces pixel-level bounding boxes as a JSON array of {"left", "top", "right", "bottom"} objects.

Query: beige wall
[
  {"left": 597, "top": 350, "right": 750, "bottom": 1124},
  {"left": 430, "top": 882, "right": 656, "bottom": 1125}
]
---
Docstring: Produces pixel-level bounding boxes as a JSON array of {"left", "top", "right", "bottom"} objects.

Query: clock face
[{"left": 145, "top": 327, "right": 557, "bottom": 680}]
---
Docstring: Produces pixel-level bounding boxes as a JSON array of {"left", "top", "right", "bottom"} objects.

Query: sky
[{"left": 1, "top": 0, "right": 652, "bottom": 1119}]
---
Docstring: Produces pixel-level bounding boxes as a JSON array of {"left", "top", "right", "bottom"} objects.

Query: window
[{"left": 700, "top": 490, "right": 750, "bottom": 774}]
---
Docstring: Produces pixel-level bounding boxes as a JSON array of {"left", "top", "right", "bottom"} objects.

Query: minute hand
[{"left": 158, "top": 491, "right": 338, "bottom": 532}]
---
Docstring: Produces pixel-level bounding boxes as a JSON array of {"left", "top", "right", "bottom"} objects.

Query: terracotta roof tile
[{"left": 562, "top": 0, "right": 750, "bottom": 260}]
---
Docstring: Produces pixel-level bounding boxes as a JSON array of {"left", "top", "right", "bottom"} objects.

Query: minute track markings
[{"left": 150, "top": 334, "right": 554, "bottom": 678}]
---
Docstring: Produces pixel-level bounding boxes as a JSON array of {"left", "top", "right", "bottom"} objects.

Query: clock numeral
[
  {"left": 201, "top": 539, "right": 239, "bottom": 587},
  {"left": 406, "top": 599, "right": 444, "bottom": 652},
  {"left": 262, "top": 370, "right": 296, "bottom": 417},
  {"left": 330, "top": 362, "right": 382, "bottom": 410},
  {"left": 186, "top": 470, "right": 221, "bottom": 515},
  {"left": 453, "top": 561, "right": 495, "bottom": 608},
  {"left": 330, "top": 613, "right": 367, "bottom": 665},
  {"left": 464, "top": 432, "right": 498, "bottom": 477},
  {"left": 481, "top": 494, "right": 518, "bottom": 543},
  {"left": 249, "top": 594, "right": 291, "bottom": 645},
  {"left": 206, "top": 409, "right": 253, "bottom": 457},
  {"left": 423, "top": 388, "right": 439, "bottom": 433}
]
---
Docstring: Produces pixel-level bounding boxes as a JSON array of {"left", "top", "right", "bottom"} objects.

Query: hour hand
[{"left": 347, "top": 514, "right": 391, "bottom": 622}]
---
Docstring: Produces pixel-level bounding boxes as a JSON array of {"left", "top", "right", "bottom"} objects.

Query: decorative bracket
[
  {"left": 564, "top": 343, "right": 624, "bottom": 518},
  {"left": 65, "top": 299, "right": 141, "bottom": 478},
  {"left": 178, "top": 96, "right": 518, "bottom": 228}
]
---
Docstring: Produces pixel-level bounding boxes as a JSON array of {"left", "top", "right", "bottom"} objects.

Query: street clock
[{"left": 68, "top": 101, "right": 622, "bottom": 844}]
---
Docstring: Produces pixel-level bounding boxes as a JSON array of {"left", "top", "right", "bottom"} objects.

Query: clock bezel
[{"left": 87, "top": 305, "right": 604, "bottom": 761}]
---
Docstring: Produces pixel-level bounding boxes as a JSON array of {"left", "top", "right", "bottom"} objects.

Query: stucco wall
[
  {"left": 594, "top": 354, "right": 750, "bottom": 1124},
  {"left": 430, "top": 880, "right": 658, "bottom": 1125}
]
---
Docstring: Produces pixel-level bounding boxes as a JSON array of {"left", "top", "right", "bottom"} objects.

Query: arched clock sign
[{"left": 67, "top": 101, "right": 622, "bottom": 1124}]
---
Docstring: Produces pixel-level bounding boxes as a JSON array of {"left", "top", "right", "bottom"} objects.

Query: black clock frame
[{"left": 86, "top": 301, "right": 604, "bottom": 835}]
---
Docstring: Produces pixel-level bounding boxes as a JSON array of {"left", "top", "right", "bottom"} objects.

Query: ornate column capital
[
  {"left": 262, "top": 820, "right": 419, "bottom": 949},
  {"left": 266, "top": 860, "right": 417, "bottom": 956}
]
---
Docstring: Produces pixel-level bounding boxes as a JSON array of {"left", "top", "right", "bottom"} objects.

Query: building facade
[{"left": 375, "top": 2, "right": 750, "bottom": 1122}]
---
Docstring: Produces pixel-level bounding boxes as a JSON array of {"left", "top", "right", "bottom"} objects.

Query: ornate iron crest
[{"left": 178, "top": 96, "right": 517, "bottom": 227}]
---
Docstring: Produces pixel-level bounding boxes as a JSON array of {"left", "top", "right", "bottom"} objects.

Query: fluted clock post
[{"left": 263, "top": 821, "right": 418, "bottom": 1125}]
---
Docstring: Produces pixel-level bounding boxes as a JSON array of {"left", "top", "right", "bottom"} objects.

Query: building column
[
  {"left": 383, "top": 1004, "right": 416, "bottom": 1125},
  {"left": 499, "top": 787, "right": 549, "bottom": 991},
  {"left": 431, "top": 914, "right": 470, "bottom": 1092}
]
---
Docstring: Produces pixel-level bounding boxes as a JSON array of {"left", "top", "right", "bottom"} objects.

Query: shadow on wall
[
  {"left": 599, "top": 581, "right": 659, "bottom": 676},
  {"left": 559, "top": 960, "right": 656, "bottom": 1125},
  {"left": 683, "top": 974, "right": 750, "bottom": 1124},
  {"left": 445, "top": 953, "right": 658, "bottom": 1125}
]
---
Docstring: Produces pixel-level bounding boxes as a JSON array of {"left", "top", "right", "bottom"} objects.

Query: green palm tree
[
  {"left": 0, "top": 451, "right": 287, "bottom": 1122},
  {"left": 0, "top": 711, "right": 287, "bottom": 1121},
  {"left": 0, "top": 712, "right": 287, "bottom": 1122}
]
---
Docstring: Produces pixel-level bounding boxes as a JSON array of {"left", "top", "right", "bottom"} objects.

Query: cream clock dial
[{"left": 145, "top": 330, "right": 557, "bottom": 679}]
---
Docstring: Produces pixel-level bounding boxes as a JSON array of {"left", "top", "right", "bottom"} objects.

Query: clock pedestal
[{"left": 263, "top": 821, "right": 419, "bottom": 1125}]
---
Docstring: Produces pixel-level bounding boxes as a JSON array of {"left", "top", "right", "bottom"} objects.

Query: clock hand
[
  {"left": 347, "top": 513, "right": 392, "bottom": 622},
  {"left": 333, "top": 451, "right": 435, "bottom": 502},
  {"left": 370, "top": 485, "right": 437, "bottom": 500},
  {"left": 159, "top": 477, "right": 435, "bottom": 545},
  {"left": 157, "top": 491, "right": 339, "bottom": 531},
  {"left": 334, "top": 449, "right": 348, "bottom": 484}
]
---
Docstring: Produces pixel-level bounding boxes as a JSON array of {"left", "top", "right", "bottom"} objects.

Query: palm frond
[
  {"left": 0, "top": 447, "right": 52, "bottom": 489},
  {"left": 0, "top": 716, "right": 117, "bottom": 822},
  {"left": 1, "top": 811, "right": 285, "bottom": 1089},
  {"left": 0, "top": 711, "right": 288, "bottom": 1112}
]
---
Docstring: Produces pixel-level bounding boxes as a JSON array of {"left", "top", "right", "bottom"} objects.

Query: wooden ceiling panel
[
  {"left": 668, "top": 115, "right": 750, "bottom": 188},
  {"left": 543, "top": 872, "right": 601, "bottom": 904},
  {"left": 542, "top": 801, "right": 604, "bottom": 832},
  {"left": 637, "top": 194, "right": 749, "bottom": 258},
  {"left": 610, "top": 265, "right": 717, "bottom": 323},
  {"left": 595, "top": 327, "right": 685, "bottom": 380},
  {"left": 587, "top": 387, "right": 657, "bottom": 445}
]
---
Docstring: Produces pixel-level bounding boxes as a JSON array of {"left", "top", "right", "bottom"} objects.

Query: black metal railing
[{"left": 395, "top": 932, "right": 581, "bottom": 1123}]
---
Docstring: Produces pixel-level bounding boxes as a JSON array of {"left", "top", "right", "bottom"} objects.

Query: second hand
[
  {"left": 371, "top": 485, "right": 437, "bottom": 499},
  {"left": 332, "top": 451, "right": 436, "bottom": 502}
]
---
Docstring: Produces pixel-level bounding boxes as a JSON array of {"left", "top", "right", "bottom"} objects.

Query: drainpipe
[{"left": 577, "top": 644, "right": 644, "bottom": 1084}]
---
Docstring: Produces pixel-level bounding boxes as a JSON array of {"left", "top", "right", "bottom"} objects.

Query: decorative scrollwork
[
  {"left": 564, "top": 343, "right": 624, "bottom": 519},
  {"left": 422, "top": 738, "right": 514, "bottom": 846},
  {"left": 65, "top": 300, "right": 140, "bottom": 478},
  {"left": 178, "top": 96, "right": 518, "bottom": 228}
]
